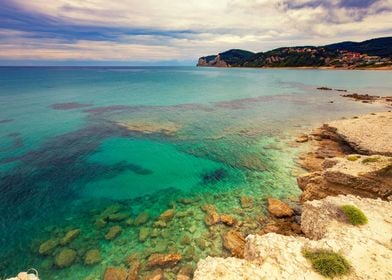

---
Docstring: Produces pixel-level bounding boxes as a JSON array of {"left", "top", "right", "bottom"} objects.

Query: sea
[{"left": 0, "top": 66, "right": 390, "bottom": 279}]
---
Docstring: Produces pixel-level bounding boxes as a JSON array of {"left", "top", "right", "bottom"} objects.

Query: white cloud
[{"left": 3, "top": 0, "right": 392, "bottom": 61}]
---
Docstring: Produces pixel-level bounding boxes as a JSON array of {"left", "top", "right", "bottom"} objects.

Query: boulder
[
  {"left": 127, "top": 259, "right": 141, "bottom": 280},
  {"left": 295, "top": 134, "right": 309, "bottom": 143},
  {"left": 38, "top": 239, "right": 58, "bottom": 255},
  {"left": 105, "top": 226, "right": 122, "bottom": 240},
  {"left": 141, "top": 269, "right": 163, "bottom": 280},
  {"left": 60, "top": 229, "right": 80, "bottom": 245},
  {"left": 95, "top": 218, "right": 107, "bottom": 228},
  {"left": 159, "top": 209, "right": 175, "bottom": 222},
  {"left": 147, "top": 253, "right": 182, "bottom": 268},
  {"left": 267, "top": 198, "right": 294, "bottom": 218},
  {"left": 84, "top": 249, "right": 101, "bottom": 265},
  {"left": 54, "top": 248, "right": 77, "bottom": 268},
  {"left": 108, "top": 212, "right": 130, "bottom": 222},
  {"left": 103, "top": 267, "right": 128, "bottom": 280},
  {"left": 139, "top": 227, "right": 150, "bottom": 242},
  {"left": 204, "top": 210, "right": 220, "bottom": 226},
  {"left": 134, "top": 212, "right": 150, "bottom": 225},
  {"left": 240, "top": 196, "right": 253, "bottom": 208},
  {"left": 220, "top": 214, "right": 236, "bottom": 226},
  {"left": 177, "top": 265, "right": 193, "bottom": 280},
  {"left": 222, "top": 230, "right": 245, "bottom": 258}
]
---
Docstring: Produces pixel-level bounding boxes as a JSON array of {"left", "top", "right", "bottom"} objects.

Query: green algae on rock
[
  {"left": 159, "top": 209, "right": 175, "bottom": 222},
  {"left": 54, "top": 248, "right": 77, "bottom": 268},
  {"left": 134, "top": 212, "right": 150, "bottom": 225},
  {"left": 105, "top": 225, "right": 122, "bottom": 240},
  {"left": 139, "top": 227, "right": 150, "bottom": 242},
  {"left": 38, "top": 239, "right": 59, "bottom": 255},
  {"left": 108, "top": 212, "right": 130, "bottom": 222},
  {"left": 84, "top": 249, "right": 101, "bottom": 265},
  {"left": 60, "top": 229, "right": 80, "bottom": 245}
]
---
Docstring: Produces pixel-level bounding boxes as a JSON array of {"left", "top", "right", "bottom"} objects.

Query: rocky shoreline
[
  {"left": 194, "top": 111, "right": 392, "bottom": 279},
  {"left": 6, "top": 111, "right": 391, "bottom": 280}
]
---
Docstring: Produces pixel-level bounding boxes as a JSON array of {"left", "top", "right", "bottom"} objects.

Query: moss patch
[
  {"left": 347, "top": 155, "right": 359, "bottom": 161},
  {"left": 341, "top": 205, "right": 368, "bottom": 226},
  {"left": 302, "top": 249, "right": 351, "bottom": 278},
  {"left": 362, "top": 157, "right": 380, "bottom": 164}
]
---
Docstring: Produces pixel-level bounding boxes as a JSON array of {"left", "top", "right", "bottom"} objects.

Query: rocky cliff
[
  {"left": 298, "top": 154, "right": 392, "bottom": 202},
  {"left": 197, "top": 55, "right": 228, "bottom": 67},
  {"left": 194, "top": 195, "right": 392, "bottom": 280},
  {"left": 297, "top": 112, "right": 392, "bottom": 202}
]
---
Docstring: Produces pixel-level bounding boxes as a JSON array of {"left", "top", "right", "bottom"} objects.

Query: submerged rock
[
  {"left": 95, "top": 218, "right": 107, "bottom": 228},
  {"left": 159, "top": 209, "right": 175, "bottom": 222},
  {"left": 38, "top": 239, "right": 59, "bottom": 255},
  {"left": 204, "top": 209, "right": 220, "bottom": 226},
  {"left": 134, "top": 212, "right": 150, "bottom": 225},
  {"left": 125, "top": 254, "right": 141, "bottom": 280},
  {"left": 147, "top": 253, "right": 182, "bottom": 268},
  {"left": 101, "top": 204, "right": 123, "bottom": 218},
  {"left": 267, "top": 198, "right": 294, "bottom": 218},
  {"left": 103, "top": 267, "right": 128, "bottom": 280},
  {"left": 202, "top": 168, "right": 228, "bottom": 184},
  {"left": 295, "top": 134, "right": 309, "bottom": 143},
  {"left": 84, "top": 249, "right": 101, "bottom": 265},
  {"left": 108, "top": 212, "right": 130, "bottom": 222},
  {"left": 54, "top": 248, "right": 77, "bottom": 268},
  {"left": 177, "top": 265, "right": 193, "bottom": 280},
  {"left": 240, "top": 196, "right": 253, "bottom": 208},
  {"left": 60, "top": 229, "right": 80, "bottom": 245},
  {"left": 105, "top": 226, "right": 122, "bottom": 240},
  {"left": 139, "top": 227, "right": 150, "bottom": 242},
  {"left": 141, "top": 269, "right": 164, "bottom": 280},
  {"left": 223, "top": 230, "right": 245, "bottom": 258},
  {"left": 180, "top": 234, "right": 191, "bottom": 245},
  {"left": 125, "top": 218, "right": 134, "bottom": 226},
  {"left": 220, "top": 214, "right": 236, "bottom": 226}
]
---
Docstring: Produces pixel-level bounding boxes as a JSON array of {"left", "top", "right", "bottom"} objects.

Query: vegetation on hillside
[{"left": 198, "top": 37, "right": 392, "bottom": 68}]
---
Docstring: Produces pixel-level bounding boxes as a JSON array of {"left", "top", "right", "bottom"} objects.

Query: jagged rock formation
[
  {"left": 297, "top": 112, "right": 392, "bottom": 202},
  {"left": 194, "top": 195, "right": 392, "bottom": 280},
  {"left": 298, "top": 154, "right": 392, "bottom": 202}
]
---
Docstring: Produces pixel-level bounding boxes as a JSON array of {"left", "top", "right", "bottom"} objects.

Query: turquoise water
[{"left": 0, "top": 67, "right": 390, "bottom": 279}]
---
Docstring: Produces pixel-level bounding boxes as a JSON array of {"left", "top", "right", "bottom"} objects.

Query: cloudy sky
[{"left": 0, "top": 0, "right": 391, "bottom": 65}]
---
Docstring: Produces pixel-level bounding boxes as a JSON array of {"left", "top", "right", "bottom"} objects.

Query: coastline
[
  {"left": 197, "top": 65, "right": 392, "bottom": 71},
  {"left": 3, "top": 69, "right": 392, "bottom": 280},
  {"left": 194, "top": 110, "right": 392, "bottom": 279}
]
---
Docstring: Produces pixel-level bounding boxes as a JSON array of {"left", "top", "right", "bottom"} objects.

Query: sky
[{"left": 0, "top": 0, "right": 391, "bottom": 65}]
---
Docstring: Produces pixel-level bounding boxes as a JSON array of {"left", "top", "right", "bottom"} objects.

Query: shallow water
[{"left": 0, "top": 67, "right": 390, "bottom": 279}]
